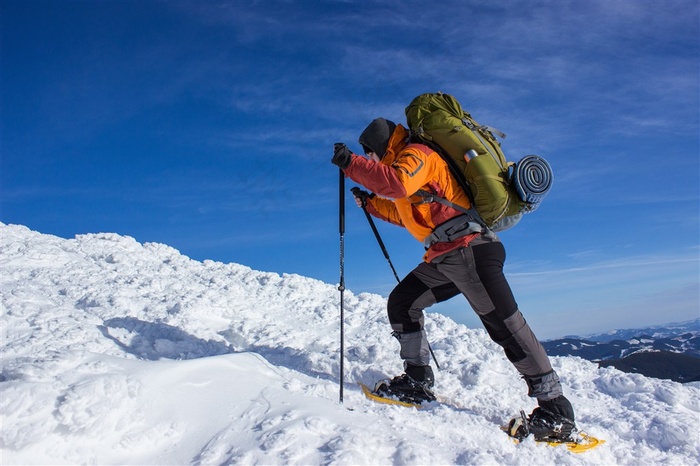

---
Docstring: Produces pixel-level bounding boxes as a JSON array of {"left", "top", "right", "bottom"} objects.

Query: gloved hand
[
  {"left": 332, "top": 143, "right": 353, "bottom": 169},
  {"left": 350, "top": 187, "right": 373, "bottom": 207}
]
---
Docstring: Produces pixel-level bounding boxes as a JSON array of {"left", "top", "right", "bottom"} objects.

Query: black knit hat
[{"left": 358, "top": 118, "right": 396, "bottom": 159}]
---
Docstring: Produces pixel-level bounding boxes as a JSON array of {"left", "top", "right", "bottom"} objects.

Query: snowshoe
[
  {"left": 374, "top": 373, "right": 437, "bottom": 405},
  {"left": 504, "top": 408, "right": 603, "bottom": 453}
]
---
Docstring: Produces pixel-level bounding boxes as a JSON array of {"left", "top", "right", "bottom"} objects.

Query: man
[{"left": 332, "top": 117, "right": 576, "bottom": 441}]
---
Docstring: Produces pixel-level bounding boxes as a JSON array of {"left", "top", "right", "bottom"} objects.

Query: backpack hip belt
[{"left": 423, "top": 214, "right": 484, "bottom": 248}]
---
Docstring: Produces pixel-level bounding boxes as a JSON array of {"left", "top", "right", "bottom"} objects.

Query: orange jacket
[{"left": 344, "top": 124, "right": 478, "bottom": 262}]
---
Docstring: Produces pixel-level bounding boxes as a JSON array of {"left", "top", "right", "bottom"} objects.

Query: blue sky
[{"left": 2, "top": 0, "right": 698, "bottom": 339}]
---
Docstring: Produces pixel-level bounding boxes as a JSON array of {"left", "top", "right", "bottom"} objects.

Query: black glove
[
  {"left": 332, "top": 143, "right": 353, "bottom": 170},
  {"left": 350, "top": 187, "right": 373, "bottom": 207}
]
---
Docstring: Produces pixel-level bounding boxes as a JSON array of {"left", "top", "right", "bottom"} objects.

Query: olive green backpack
[{"left": 405, "top": 92, "right": 553, "bottom": 231}]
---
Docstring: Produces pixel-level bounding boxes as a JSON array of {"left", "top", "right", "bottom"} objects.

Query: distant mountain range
[{"left": 543, "top": 319, "right": 700, "bottom": 383}]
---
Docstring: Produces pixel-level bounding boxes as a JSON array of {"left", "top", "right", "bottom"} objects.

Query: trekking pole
[
  {"left": 338, "top": 169, "right": 346, "bottom": 403},
  {"left": 351, "top": 187, "right": 441, "bottom": 370}
]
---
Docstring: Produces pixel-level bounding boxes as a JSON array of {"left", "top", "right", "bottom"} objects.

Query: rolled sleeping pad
[{"left": 514, "top": 155, "right": 553, "bottom": 211}]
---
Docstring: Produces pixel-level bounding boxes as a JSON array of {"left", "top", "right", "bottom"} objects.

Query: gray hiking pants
[{"left": 387, "top": 234, "right": 563, "bottom": 400}]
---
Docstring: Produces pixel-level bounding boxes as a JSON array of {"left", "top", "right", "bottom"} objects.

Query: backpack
[{"left": 405, "top": 92, "right": 553, "bottom": 231}]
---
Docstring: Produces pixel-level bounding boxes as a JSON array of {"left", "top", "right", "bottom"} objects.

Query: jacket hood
[{"left": 358, "top": 118, "right": 397, "bottom": 159}]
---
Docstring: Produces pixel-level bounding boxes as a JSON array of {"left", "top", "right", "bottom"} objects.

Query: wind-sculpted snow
[{"left": 1, "top": 223, "right": 698, "bottom": 465}]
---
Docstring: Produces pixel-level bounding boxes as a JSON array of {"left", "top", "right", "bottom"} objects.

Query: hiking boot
[
  {"left": 507, "top": 406, "right": 576, "bottom": 442},
  {"left": 374, "top": 373, "right": 437, "bottom": 405},
  {"left": 405, "top": 364, "right": 434, "bottom": 388},
  {"left": 538, "top": 395, "right": 575, "bottom": 423},
  {"left": 527, "top": 407, "right": 577, "bottom": 442}
]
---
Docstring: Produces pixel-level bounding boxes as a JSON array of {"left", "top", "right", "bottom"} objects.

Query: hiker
[{"left": 332, "top": 117, "right": 576, "bottom": 440}]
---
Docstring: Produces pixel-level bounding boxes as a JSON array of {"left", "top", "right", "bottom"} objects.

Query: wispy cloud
[{"left": 509, "top": 255, "right": 699, "bottom": 278}]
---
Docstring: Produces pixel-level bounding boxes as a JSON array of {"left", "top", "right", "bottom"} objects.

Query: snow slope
[{"left": 1, "top": 223, "right": 698, "bottom": 465}]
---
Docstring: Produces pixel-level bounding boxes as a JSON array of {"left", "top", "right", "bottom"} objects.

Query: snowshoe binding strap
[{"left": 507, "top": 410, "right": 530, "bottom": 441}]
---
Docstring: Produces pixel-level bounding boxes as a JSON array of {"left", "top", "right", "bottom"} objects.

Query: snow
[{"left": 1, "top": 222, "right": 698, "bottom": 465}]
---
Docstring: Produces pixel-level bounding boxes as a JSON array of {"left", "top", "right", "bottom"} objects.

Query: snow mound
[{"left": 1, "top": 223, "right": 698, "bottom": 465}]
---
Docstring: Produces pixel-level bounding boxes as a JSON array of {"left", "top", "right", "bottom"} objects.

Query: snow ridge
[{"left": 1, "top": 223, "right": 698, "bottom": 465}]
